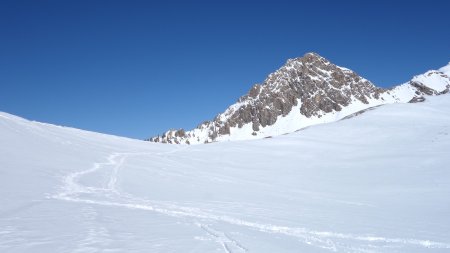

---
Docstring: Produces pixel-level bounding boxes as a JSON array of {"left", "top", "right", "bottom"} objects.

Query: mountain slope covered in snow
[
  {"left": 1, "top": 94, "right": 450, "bottom": 252},
  {"left": 149, "top": 53, "right": 450, "bottom": 144}
]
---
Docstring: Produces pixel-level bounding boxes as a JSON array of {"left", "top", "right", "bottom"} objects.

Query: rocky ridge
[{"left": 149, "top": 53, "right": 450, "bottom": 144}]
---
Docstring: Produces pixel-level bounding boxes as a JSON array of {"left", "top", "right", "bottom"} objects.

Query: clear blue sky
[{"left": 1, "top": 1, "right": 449, "bottom": 139}]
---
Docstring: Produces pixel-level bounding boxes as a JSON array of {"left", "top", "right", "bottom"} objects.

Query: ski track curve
[
  {"left": 197, "top": 223, "right": 248, "bottom": 253},
  {"left": 52, "top": 150, "right": 450, "bottom": 252}
]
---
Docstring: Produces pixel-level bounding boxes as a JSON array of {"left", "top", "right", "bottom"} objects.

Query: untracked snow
[{"left": 1, "top": 95, "right": 450, "bottom": 252}]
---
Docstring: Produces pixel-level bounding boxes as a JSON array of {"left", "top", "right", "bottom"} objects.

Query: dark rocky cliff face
[
  {"left": 148, "top": 53, "right": 450, "bottom": 144},
  {"left": 218, "top": 52, "right": 384, "bottom": 133}
]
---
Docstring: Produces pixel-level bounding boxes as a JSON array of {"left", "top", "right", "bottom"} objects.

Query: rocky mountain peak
[
  {"left": 285, "top": 52, "right": 324, "bottom": 64},
  {"left": 236, "top": 52, "right": 382, "bottom": 118},
  {"left": 148, "top": 54, "right": 450, "bottom": 144}
]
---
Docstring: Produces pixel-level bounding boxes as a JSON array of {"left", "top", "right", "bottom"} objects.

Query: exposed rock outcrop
[{"left": 148, "top": 53, "right": 450, "bottom": 144}]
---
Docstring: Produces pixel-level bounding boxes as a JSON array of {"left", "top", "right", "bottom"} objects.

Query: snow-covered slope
[
  {"left": 149, "top": 54, "right": 450, "bottom": 144},
  {"left": 2, "top": 94, "right": 450, "bottom": 252},
  {"left": 439, "top": 62, "right": 450, "bottom": 75},
  {"left": 388, "top": 67, "right": 450, "bottom": 102}
]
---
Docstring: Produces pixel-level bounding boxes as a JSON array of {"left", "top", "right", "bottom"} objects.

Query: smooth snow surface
[{"left": 1, "top": 95, "right": 450, "bottom": 252}]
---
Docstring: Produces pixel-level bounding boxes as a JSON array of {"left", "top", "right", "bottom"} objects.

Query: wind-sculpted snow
[{"left": 1, "top": 94, "right": 450, "bottom": 252}]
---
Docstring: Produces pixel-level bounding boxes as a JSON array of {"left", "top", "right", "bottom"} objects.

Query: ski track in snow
[
  {"left": 197, "top": 223, "right": 248, "bottom": 253},
  {"left": 52, "top": 150, "right": 450, "bottom": 252},
  {"left": 72, "top": 206, "right": 114, "bottom": 253}
]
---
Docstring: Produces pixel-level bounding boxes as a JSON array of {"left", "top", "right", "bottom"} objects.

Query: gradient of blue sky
[{"left": 1, "top": 1, "right": 449, "bottom": 139}]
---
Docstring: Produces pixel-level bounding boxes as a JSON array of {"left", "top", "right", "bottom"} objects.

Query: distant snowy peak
[
  {"left": 388, "top": 69, "right": 450, "bottom": 103},
  {"left": 439, "top": 62, "right": 450, "bottom": 75},
  {"left": 149, "top": 53, "right": 450, "bottom": 144},
  {"left": 411, "top": 70, "right": 450, "bottom": 91}
]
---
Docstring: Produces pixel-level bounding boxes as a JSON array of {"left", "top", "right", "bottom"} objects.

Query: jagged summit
[
  {"left": 149, "top": 53, "right": 450, "bottom": 144},
  {"left": 287, "top": 52, "right": 324, "bottom": 63}
]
